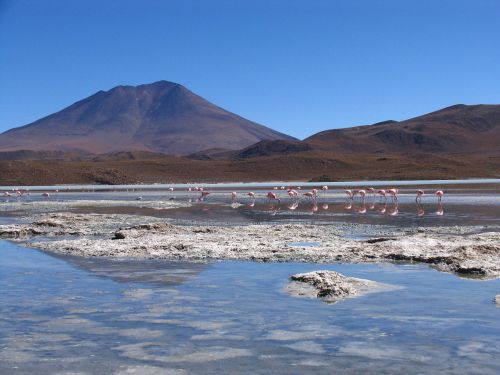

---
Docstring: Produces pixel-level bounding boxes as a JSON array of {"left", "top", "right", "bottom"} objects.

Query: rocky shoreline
[{"left": 1, "top": 212, "right": 499, "bottom": 279}]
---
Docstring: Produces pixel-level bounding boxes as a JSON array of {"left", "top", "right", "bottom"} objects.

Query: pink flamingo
[
  {"left": 435, "top": 190, "right": 444, "bottom": 202},
  {"left": 42, "top": 192, "right": 50, "bottom": 198},
  {"left": 247, "top": 192, "right": 255, "bottom": 199},
  {"left": 345, "top": 190, "right": 354, "bottom": 200},
  {"left": 321, "top": 185, "right": 328, "bottom": 197},
  {"left": 367, "top": 187, "right": 375, "bottom": 199},
  {"left": 377, "top": 202, "right": 387, "bottom": 214},
  {"left": 303, "top": 192, "right": 315, "bottom": 200},
  {"left": 356, "top": 189, "right": 366, "bottom": 202},
  {"left": 311, "top": 188, "right": 318, "bottom": 198},
  {"left": 377, "top": 189, "right": 387, "bottom": 202},
  {"left": 416, "top": 189, "right": 424, "bottom": 203},
  {"left": 287, "top": 201, "right": 299, "bottom": 210},
  {"left": 267, "top": 191, "right": 280, "bottom": 203},
  {"left": 322, "top": 203, "right": 329, "bottom": 210},
  {"left": 231, "top": 192, "right": 237, "bottom": 203},
  {"left": 199, "top": 191, "right": 210, "bottom": 201},
  {"left": 388, "top": 188, "right": 398, "bottom": 202}
]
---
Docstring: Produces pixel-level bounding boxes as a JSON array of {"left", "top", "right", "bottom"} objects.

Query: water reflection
[{"left": 1, "top": 241, "right": 500, "bottom": 374}]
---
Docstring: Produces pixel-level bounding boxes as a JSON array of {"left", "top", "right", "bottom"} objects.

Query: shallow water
[
  {"left": 1, "top": 182, "right": 500, "bottom": 228},
  {"left": 1, "top": 240, "right": 499, "bottom": 374}
]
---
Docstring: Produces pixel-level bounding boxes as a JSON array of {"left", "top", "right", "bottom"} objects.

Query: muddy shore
[{"left": 1, "top": 212, "right": 499, "bottom": 278}]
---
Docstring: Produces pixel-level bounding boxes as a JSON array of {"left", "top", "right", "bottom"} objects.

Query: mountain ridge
[{"left": 0, "top": 81, "right": 295, "bottom": 155}]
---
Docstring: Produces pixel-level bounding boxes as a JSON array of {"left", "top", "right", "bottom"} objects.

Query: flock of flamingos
[
  {"left": 1, "top": 185, "right": 445, "bottom": 217},
  {"left": 193, "top": 185, "right": 445, "bottom": 217}
]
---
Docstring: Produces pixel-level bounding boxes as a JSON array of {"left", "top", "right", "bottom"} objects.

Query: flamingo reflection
[
  {"left": 377, "top": 202, "right": 387, "bottom": 214},
  {"left": 354, "top": 202, "right": 367, "bottom": 214},
  {"left": 436, "top": 202, "right": 444, "bottom": 216},
  {"left": 388, "top": 202, "right": 399, "bottom": 216},
  {"left": 416, "top": 201, "right": 425, "bottom": 217}
]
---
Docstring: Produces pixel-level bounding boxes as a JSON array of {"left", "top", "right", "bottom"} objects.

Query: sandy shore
[{"left": 1, "top": 212, "right": 499, "bottom": 279}]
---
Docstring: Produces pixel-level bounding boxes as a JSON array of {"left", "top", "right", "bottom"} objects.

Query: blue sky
[{"left": 1, "top": 0, "right": 499, "bottom": 139}]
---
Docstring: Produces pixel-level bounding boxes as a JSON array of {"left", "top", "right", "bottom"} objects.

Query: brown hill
[
  {"left": 305, "top": 104, "right": 500, "bottom": 154},
  {"left": 0, "top": 81, "right": 295, "bottom": 155},
  {"left": 233, "top": 140, "right": 312, "bottom": 159},
  {"left": 1, "top": 151, "right": 498, "bottom": 186}
]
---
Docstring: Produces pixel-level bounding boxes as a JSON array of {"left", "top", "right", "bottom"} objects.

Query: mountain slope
[
  {"left": 305, "top": 104, "right": 500, "bottom": 154},
  {"left": 0, "top": 81, "right": 295, "bottom": 155}
]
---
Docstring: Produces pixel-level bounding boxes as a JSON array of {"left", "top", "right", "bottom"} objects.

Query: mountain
[
  {"left": 305, "top": 104, "right": 500, "bottom": 154},
  {"left": 0, "top": 81, "right": 295, "bottom": 155}
]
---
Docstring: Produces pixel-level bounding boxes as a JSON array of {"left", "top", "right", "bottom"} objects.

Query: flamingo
[
  {"left": 231, "top": 192, "right": 237, "bottom": 203},
  {"left": 287, "top": 201, "right": 299, "bottom": 210},
  {"left": 435, "top": 190, "right": 444, "bottom": 202},
  {"left": 169, "top": 187, "right": 174, "bottom": 192},
  {"left": 199, "top": 191, "right": 210, "bottom": 201},
  {"left": 388, "top": 188, "right": 398, "bottom": 202},
  {"left": 356, "top": 189, "right": 366, "bottom": 202},
  {"left": 247, "top": 192, "right": 255, "bottom": 199},
  {"left": 303, "top": 192, "right": 315, "bottom": 201},
  {"left": 42, "top": 192, "right": 50, "bottom": 198},
  {"left": 366, "top": 187, "right": 375, "bottom": 199},
  {"left": 322, "top": 203, "right": 329, "bottom": 210},
  {"left": 267, "top": 191, "right": 280, "bottom": 203},
  {"left": 416, "top": 189, "right": 424, "bottom": 203},
  {"left": 321, "top": 185, "right": 328, "bottom": 197},
  {"left": 377, "top": 189, "right": 387, "bottom": 202},
  {"left": 345, "top": 190, "right": 354, "bottom": 200}
]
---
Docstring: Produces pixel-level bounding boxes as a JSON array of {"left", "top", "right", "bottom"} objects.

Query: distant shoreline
[{"left": 1, "top": 178, "right": 499, "bottom": 190}]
